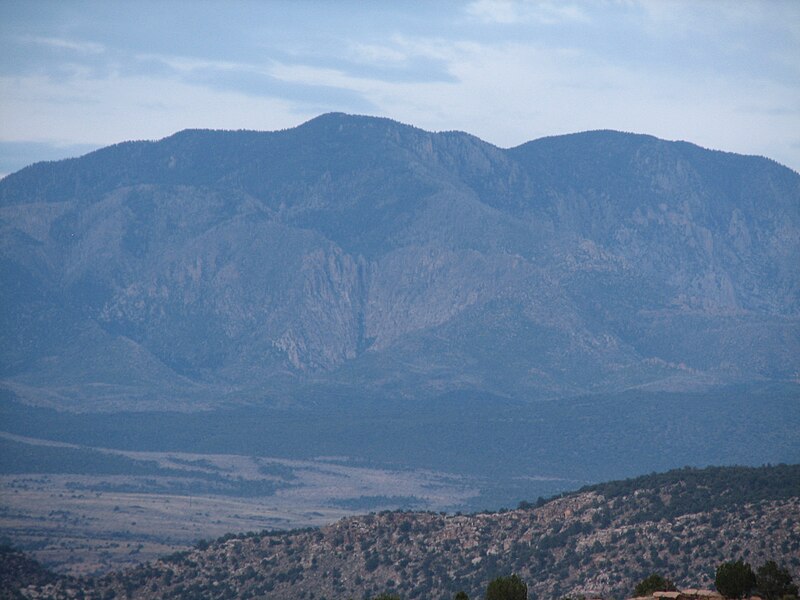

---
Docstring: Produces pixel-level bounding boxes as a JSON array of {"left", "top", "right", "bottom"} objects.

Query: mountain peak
[{"left": 300, "top": 111, "right": 416, "bottom": 130}]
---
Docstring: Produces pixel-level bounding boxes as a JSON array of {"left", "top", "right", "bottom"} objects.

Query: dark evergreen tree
[
  {"left": 715, "top": 560, "right": 756, "bottom": 599},
  {"left": 486, "top": 574, "right": 527, "bottom": 600},
  {"left": 756, "top": 561, "right": 798, "bottom": 600},
  {"left": 635, "top": 573, "right": 677, "bottom": 597}
]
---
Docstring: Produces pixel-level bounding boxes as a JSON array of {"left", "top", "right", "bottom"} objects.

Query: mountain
[
  {"left": 5, "top": 464, "right": 799, "bottom": 599},
  {"left": 1, "top": 113, "right": 798, "bottom": 411}
]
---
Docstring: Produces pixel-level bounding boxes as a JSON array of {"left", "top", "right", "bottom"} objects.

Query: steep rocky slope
[{"left": 1, "top": 114, "right": 798, "bottom": 410}]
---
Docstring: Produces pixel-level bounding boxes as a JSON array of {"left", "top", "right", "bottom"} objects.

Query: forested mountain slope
[{"left": 1, "top": 113, "right": 798, "bottom": 410}]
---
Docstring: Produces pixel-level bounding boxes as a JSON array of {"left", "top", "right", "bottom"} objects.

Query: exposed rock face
[{"left": 1, "top": 114, "right": 798, "bottom": 409}]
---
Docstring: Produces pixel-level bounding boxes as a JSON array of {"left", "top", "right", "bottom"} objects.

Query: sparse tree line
[
  {"left": 630, "top": 560, "right": 797, "bottom": 600},
  {"left": 366, "top": 560, "right": 797, "bottom": 600}
]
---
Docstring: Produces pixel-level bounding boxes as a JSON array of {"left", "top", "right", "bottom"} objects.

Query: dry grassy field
[{"left": 0, "top": 431, "right": 477, "bottom": 575}]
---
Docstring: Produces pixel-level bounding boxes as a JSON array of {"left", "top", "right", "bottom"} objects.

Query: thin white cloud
[
  {"left": 136, "top": 53, "right": 256, "bottom": 75},
  {"left": 0, "top": 72, "right": 312, "bottom": 147},
  {"left": 636, "top": 0, "right": 800, "bottom": 70},
  {"left": 466, "top": 0, "right": 518, "bottom": 24},
  {"left": 639, "top": 0, "right": 800, "bottom": 33},
  {"left": 466, "top": 0, "right": 589, "bottom": 25},
  {"left": 346, "top": 42, "right": 410, "bottom": 65},
  {"left": 268, "top": 63, "right": 354, "bottom": 91},
  {"left": 21, "top": 35, "right": 105, "bottom": 55}
]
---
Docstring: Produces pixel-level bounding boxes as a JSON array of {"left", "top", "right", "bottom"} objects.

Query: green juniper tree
[
  {"left": 635, "top": 573, "right": 677, "bottom": 596},
  {"left": 756, "top": 561, "right": 798, "bottom": 600},
  {"left": 716, "top": 560, "right": 756, "bottom": 599},
  {"left": 486, "top": 574, "right": 527, "bottom": 600}
]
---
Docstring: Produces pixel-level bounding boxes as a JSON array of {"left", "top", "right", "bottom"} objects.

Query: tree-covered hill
[
  {"left": 7, "top": 464, "right": 798, "bottom": 600},
  {"left": 577, "top": 463, "right": 800, "bottom": 521}
]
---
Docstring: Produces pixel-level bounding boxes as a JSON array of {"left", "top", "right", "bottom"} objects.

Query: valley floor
[{"left": 0, "top": 431, "right": 477, "bottom": 575}]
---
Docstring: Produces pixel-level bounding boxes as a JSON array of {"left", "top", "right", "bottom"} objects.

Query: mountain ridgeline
[{"left": 1, "top": 113, "right": 798, "bottom": 410}]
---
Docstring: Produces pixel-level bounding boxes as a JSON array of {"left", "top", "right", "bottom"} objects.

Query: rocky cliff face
[{"left": 1, "top": 114, "right": 798, "bottom": 410}]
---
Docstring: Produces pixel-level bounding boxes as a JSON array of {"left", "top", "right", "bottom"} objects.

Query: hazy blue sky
[{"left": 1, "top": 0, "right": 799, "bottom": 177}]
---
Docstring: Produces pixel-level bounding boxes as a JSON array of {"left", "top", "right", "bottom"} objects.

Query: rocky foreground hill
[{"left": 3, "top": 464, "right": 798, "bottom": 600}]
